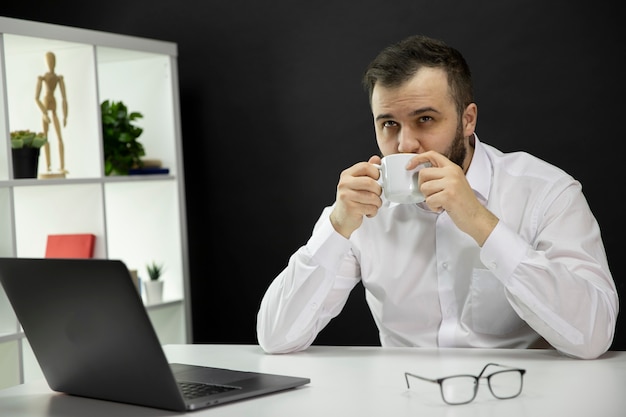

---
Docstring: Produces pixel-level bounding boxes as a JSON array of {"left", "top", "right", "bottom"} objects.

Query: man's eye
[
  {"left": 382, "top": 120, "right": 398, "bottom": 128},
  {"left": 419, "top": 116, "right": 433, "bottom": 123}
]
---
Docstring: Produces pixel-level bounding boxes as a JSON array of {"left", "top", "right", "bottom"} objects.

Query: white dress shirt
[{"left": 257, "top": 135, "right": 618, "bottom": 359}]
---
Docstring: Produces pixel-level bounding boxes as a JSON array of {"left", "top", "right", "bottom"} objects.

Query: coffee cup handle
[
  {"left": 371, "top": 163, "right": 383, "bottom": 185},
  {"left": 414, "top": 161, "right": 433, "bottom": 169}
]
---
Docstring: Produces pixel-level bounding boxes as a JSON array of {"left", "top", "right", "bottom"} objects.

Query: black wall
[{"left": 2, "top": 1, "right": 624, "bottom": 349}]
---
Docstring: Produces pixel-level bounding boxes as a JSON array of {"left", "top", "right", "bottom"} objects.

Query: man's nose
[{"left": 397, "top": 128, "right": 421, "bottom": 153}]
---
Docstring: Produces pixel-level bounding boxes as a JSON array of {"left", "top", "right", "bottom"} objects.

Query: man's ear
[{"left": 463, "top": 103, "right": 478, "bottom": 136}]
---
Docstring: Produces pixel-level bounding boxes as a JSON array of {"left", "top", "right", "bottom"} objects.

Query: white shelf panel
[
  {"left": 3, "top": 34, "right": 101, "bottom": 179},
  {"left": 13, "top": 183, "right": 106, "bottom": 258},
  {"left": 0, "top": 188, "right": 14, "bottom": 256},
  {"left": 97, "top": 48, "right": 178, "bottom": 173},
  {"left": 104, "top": 180, "right": 184, "bottom": 301},
  {"left": 0, "top": 340, "right": 20, "bottom": 389}
]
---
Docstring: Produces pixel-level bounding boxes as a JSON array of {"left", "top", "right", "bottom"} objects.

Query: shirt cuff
[
  {"left": 480, "top": 221, "right": 528, "bottom": 284},
  {"left": 305, "top": 215, "right": 352, "bottom": 272}
]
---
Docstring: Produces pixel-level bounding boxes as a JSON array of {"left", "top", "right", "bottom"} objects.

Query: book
[
  {"left": 128, "top": 167, "right": 170, "bottom": 175},
  {"left": 140, "top": 158, "right": 163, "bottom": 168},
  {"left": 45, "top": 234, "right": 96, "bottom": 259}
]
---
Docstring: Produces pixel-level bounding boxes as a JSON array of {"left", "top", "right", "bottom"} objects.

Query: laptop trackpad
[{"left": 170, "top": 363, "right": 250, "bottom": 385}]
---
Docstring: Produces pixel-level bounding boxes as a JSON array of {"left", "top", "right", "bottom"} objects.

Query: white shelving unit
[{"left": 0, "top": 17, "right": 191, "bottom": 389}]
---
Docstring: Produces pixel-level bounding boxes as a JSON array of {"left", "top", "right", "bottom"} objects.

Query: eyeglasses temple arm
[
  {"left": 478, "top": 363, "right": 526, "bottom": 378},
  {"left": 404, "top": 372, "right": 439, "bottom": 389}
]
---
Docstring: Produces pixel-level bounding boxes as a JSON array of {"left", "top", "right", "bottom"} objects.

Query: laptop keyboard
[{"left": 179, "top": 381, "right": 239, "bottom": 399}]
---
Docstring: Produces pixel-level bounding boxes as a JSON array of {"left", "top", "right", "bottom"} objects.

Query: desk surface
[{"left": 1, "top": 344, "right": 625, "bottom": 416}]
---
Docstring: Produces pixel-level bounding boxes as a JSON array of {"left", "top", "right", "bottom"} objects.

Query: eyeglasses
[{"left": 404, "top": 363, "right": 526, "bottom": 405}]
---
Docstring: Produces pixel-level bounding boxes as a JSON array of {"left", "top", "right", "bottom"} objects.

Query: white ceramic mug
[{"left": 373, "top": 154, "right": 431, "bottom": 204}]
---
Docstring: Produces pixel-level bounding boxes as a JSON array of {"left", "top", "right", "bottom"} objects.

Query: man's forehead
[{"left": 371, "top": 67, "right": 452, "bottom": 115}]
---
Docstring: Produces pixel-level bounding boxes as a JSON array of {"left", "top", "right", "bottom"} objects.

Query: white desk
[{"left": 0, "top": 344, "right": 625, "bottom": 416}]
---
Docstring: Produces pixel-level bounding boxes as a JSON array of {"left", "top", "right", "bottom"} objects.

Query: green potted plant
[
  {"left": 101, "top": 100, "right": 145, "bottom": 176},
  {"left": 146, "top": 261, "right": 164, "bottom": 281},
  {"left": 143, "top": 261, "right": 165, "bottom": 304},
  {"left": 10, "top": 130, "right": 47, "bottom": 179}
]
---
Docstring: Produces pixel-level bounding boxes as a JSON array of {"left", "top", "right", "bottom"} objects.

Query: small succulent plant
[
  {"left": 146, "top": 261, "right": 164, "bottom": 281},
  {"left": 10, "top": 130, "right": 47, "bottom": 148}
]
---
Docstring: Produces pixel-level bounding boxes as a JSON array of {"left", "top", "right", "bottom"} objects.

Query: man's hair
[{"left": 362, "top": 35, "right": 473, "bottom": 116}]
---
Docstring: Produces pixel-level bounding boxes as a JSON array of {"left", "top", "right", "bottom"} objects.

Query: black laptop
[{"left": 0, "top": 257, "right": 309, "bottom": 411}]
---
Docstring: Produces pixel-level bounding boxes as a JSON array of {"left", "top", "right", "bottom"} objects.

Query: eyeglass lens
[
  {"left": 440, "top": 370, "right": 523, "bottom": 404},
  {"left": 487, "top": 370, "right": 523, "bottom": 399},
  {"left": 441, "top": 376, "right": 478, "bottom": 404}
]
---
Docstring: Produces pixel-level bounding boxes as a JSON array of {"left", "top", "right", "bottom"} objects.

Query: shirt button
[
  {"left": 311, "top": 303, "right": 318, "bottom": 310},
  {"left": 489, "top": 261, "right": 497, "bottom": 269},
  {"left": 442, "top": 262, "right": 448, "bottom": 270}
]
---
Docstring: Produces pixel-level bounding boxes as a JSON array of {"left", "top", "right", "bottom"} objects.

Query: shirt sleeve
[
  {"left": 480, "top": 179, "right": 618, "bottom": 359},
  {"left": 256, "top": 207, "right": 361, "bottom": 353}
]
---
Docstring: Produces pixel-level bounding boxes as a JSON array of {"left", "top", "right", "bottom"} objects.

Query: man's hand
[
  {"left": 407, "top": 151, "right": 498, "bottom": 246},
  {"left": 329, "top": 155, "right": 383, "bottom": 238}
]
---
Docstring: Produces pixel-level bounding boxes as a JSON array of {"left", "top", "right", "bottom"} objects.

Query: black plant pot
[{"left": 12, "top": 147, "right": 41, "bottom": 179}]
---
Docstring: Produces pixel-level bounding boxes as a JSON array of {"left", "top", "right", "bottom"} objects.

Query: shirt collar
[{"left": 465, "top": 133, "right": 491, "bottom": 203}]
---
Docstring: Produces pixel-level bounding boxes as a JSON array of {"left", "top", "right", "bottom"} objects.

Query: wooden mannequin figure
[{"left": 35, "top": 51, "right": 68, "bottom": 178}]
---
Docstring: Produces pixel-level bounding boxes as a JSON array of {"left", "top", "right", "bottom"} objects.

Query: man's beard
[{"left": 444, "top": 122, "right": 467, "bottom": 168}]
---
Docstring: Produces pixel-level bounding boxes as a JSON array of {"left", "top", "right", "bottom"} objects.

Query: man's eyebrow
[
  {"left": 409, "top": 107, "right": 440, "bottom": 116},
  {"left": 375, "top": 107, "right": 441, "bottom": 122}
]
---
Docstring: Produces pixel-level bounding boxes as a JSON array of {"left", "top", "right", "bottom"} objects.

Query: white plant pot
[{"left": 143, "top": 280, "right": 164, "bottom": 305}]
